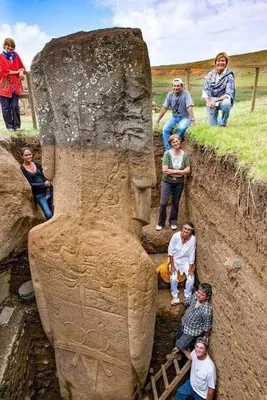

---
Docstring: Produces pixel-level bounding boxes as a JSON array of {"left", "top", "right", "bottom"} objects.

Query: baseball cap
[{"left": 173, "top": 78, "right": 183, "bottom": 85}]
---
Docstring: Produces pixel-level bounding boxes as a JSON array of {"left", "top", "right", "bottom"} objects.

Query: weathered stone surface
[
  {"left": 30, "top": 28, "right": 157, "bottom": 399},
  {"left": 0, "top": 145, "right": 43, "bottom": 262}
]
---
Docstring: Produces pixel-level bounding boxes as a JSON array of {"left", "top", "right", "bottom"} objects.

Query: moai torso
[{"left": 29, "top": 28, "right": 156, "bottom": 400}]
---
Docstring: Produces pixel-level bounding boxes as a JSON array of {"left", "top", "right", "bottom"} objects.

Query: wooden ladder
[{"left": 144, "top": 357, "right": 191, "bottom": 400}]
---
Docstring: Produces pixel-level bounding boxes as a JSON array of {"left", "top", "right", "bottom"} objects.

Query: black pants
[
  {"left": 158, "top": 181, "right": 184, "bottom": 226},
  {"left": 0, "top": 94, "right": 20, "bottom": 130}
]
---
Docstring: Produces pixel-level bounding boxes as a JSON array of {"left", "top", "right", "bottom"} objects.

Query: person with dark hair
[
  {"left": 167, "top": 283, "right": 213, "bottom": 360},
  {"left": 156, "top": 135, "right": 191, "bottom": 232},
  {"left": 155, "top": 78, "right": 195, "bottom": 149},
  {"left": 202, "top": 52, "right": 235, "bottom": 127},
  {"left": 175, "top": 337, "right": 216, "bottom": 400},
  {"left": 0, "top": 38, "right": 25, "bottom": 131},
  {"left": 20, "top": 147, "right": 53, "bottom": 220},
  {"left": 168, "top": 222, "right": 196, "bottom": 305}
]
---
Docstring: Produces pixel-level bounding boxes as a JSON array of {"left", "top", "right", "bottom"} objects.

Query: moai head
[{"left": 31, "top": 28, "right": 156, "bottom": 234}]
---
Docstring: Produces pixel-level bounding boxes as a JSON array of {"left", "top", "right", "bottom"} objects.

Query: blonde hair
[
  {"left": 214, "top": 52, "right": 228, "bottom": 66},
  {"left": 3, "top": 38, "right": 15, "bottom": 49}
]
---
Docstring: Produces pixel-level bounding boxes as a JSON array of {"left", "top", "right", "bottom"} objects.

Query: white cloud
[
  {"left": 0, "top": 22, "right": 50, "bottom": 69},
  {"left": 97, "top": 0, "right": 267, "bottom": 65}
]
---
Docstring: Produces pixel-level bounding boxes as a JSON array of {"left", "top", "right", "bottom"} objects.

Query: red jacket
[{"left": 0, "top": 52, "right": 25, "bottom": 97}]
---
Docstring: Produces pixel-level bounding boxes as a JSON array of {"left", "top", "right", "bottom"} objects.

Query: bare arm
[
  {"left": 156, "top": 106, "right": 168, "bottom": 124},
  {"left": 8, "top": 69, "right": 24, "bottom": 75},
  {"left": 182, "top": 349, "right": 192, "bottom": 360},
  {"left": 164, "top": 165, "right": 191, "bottom": 176},
  {"left": 169, "top": 255, "right": 175, "bottom": 274},
  {"left": 188, "top": 263, "right": 195, "bottom": 276},
  {"left": 187, "top": 106, "right": 195, "bottom": 125},
  {"left": 206, "top": 387, "right": 215, "bottom": 400}
]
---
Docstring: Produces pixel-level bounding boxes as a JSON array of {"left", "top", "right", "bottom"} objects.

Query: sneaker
[
  {"left": 7, "top": 128, "right": 13, "bottom": 131},
  {"left": 171, "top": 297, "right": 180, "bottom": 306},
  {"left": 170, "top": 224, "right": 178, "bottom": 230},
  {"left": 156, "top": 225, "right": 163, "bottom": 231},
  {"left": 14, "top": 128, "right": 21, "bottom": 131}
]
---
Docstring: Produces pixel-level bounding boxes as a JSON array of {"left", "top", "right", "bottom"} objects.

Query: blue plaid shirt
[{"left": 182, "top": 294, "right": 212, "bottom": 336}]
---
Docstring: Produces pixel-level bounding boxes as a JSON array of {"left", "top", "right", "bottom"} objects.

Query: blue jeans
[
  {"left": 36, "top": 192, "right": 53, "bottom": 220},
  {"left": 162, "top": 116, "right": 191, "bottom": 150},
  {"left": 175, "top": 379, "right": 204, "bottom": 400},
  {"left": 206, "top": 98, "right": 231, "bottom": 126}
]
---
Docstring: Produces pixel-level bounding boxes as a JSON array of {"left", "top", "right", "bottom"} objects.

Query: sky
[{"left": 0, "top": 0, "right": 266, "bottom": 68}]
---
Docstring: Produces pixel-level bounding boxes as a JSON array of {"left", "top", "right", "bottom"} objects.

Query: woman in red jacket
[{"left": 0, "top": 38, "right": 25, "bottom": 131}]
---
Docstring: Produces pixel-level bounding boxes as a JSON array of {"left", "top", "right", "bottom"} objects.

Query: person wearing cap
[
  {"left": 202, "top": 52, "right": 235, "bottom": 127},
  {"left": 156, "top": 135, "right": 191, "bottom": 232},
  {"left": 168, "top": 222, "right": 196, "bottom": 305},
  {"left": 0, "top": 38, "right": 25, "bottom": 131},
  {"left": 175, "top": 337, "right": 216, "bottom": 400},
  {"left": 167, "top": 283, "right": 213, "bottom": 360},
  {"left": 155, "top": 78, "right": 195, "bottom": 150}
]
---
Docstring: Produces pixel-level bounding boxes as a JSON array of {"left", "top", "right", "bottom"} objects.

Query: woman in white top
[{"left": 168, "top": 222, "right": 196, "bottom": 305}]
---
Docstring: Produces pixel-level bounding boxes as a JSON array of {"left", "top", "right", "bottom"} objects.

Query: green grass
[
  {"left": 0, "top": 116, "right": 38, "bottom": 137},
  {"left": 153, "top": 96, "right": 267, "bottom": 181}
]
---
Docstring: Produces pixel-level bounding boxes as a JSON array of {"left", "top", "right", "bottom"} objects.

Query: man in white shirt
[
  {"left": 175, "top": 337, "right": 216, "bottom": 400},
  {"left": 168, "top": 222, "right": 196, "bottom": 305}
]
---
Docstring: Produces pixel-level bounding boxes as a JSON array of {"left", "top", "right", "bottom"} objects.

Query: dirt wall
[{"left": 179, "top": 141, "right": 267, "bottom": 400}]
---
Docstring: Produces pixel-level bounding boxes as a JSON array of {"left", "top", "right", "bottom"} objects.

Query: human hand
[
  {"left": 207, "top": 99, "right": 216, "bottom": 109},
  {"left": 45, "top": 180, "right": 51, "bottom": 187},
  {"left": 188, "top": 270, "right": 195, "bottom": 277},
  {"left": 164, "top": 168, "right": 172, "bottom": 176},
  {"left": 169, "top": 266, "right": 176, "bottom": 275}
]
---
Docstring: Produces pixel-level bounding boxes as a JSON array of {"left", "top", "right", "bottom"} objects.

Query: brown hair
[
  {"left": 168, "top": 134, "right": 181, "bottom": 146},
  {"left": 21, "top": 147, "right": 31, "bottom": 156},
  {"left": 214, "top": 52, "right": 229, "bottom": 66},
  {"left": 3, "top": 38, "right": 16, "bottom": 49}
]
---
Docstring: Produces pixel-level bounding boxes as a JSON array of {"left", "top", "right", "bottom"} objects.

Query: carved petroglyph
[{"left": 30, "top": 28, "right": 156, "bottom": 399}]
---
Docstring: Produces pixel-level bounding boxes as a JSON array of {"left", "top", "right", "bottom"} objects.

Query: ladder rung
[
  {"left": 151, "top": 375, "right": 159, "bottom": 400},
  {"left": 161, "top": 364, "right": 169, "bottom": 389},
  {"left": 173, "top": 358, "right": 181, "bottom": 375}
]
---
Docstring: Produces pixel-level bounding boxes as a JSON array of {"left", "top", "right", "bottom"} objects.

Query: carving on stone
[{"left": 29, "top": 28, "right": 156, "bottom": 399}]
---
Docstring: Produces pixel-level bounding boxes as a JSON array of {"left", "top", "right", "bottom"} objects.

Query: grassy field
[
  {"left": 154, "top": 95, "right": 267, "bottom": 181},
  {"left": 152, "top": 50, "right": 267, "bottom": 107},
  {"left": 1, "top": 49, "right": 266, "bottom": 182}
]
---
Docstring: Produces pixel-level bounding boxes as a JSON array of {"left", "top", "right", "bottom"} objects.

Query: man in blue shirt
[{"left": 156, "top": 78, "right": 195, "bottom": 150}]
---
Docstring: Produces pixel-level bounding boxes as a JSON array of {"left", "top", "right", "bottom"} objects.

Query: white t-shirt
[
  {"left": 190, "top": 350, "right": 216, "bottom": 399},
  {"left": 168, "top": 232, "right": 196, "bottom": 274}
]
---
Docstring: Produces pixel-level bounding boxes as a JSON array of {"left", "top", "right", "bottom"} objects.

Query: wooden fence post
[
  {"left": 185, "top": 68, "right": 190, "bottom": 91},
  {"left": 26, "top": 71, "right": 38, "bottom": 129},
  {"left": 251, "top": 67, "right": 260, "bottom": 112}
]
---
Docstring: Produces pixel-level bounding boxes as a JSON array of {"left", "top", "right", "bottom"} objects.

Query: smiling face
[
  {"left": 215, "top": 56, "right": 227, "bottom": 74},
  {"left": 195, "top": 342, "right": 207, "bottom": 359},
  {"left": 196, "top": 288, "right": 208, "bottom": 303},
  {"left": 170, "top": 137, "right": 181, "bottom": 150},
  {"left": 181, "top": 225, "right": 193, "bottom": 241},
  {"left": 22, "top": 149, "right": 33, "bottom": 163},
  {"left": 173, "top": 83, "right": 183, "bottom": 95}
]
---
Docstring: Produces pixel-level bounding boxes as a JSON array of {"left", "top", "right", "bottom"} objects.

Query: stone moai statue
[{"left": 29, "top": 28, "right": 157, "bottom": 400}]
